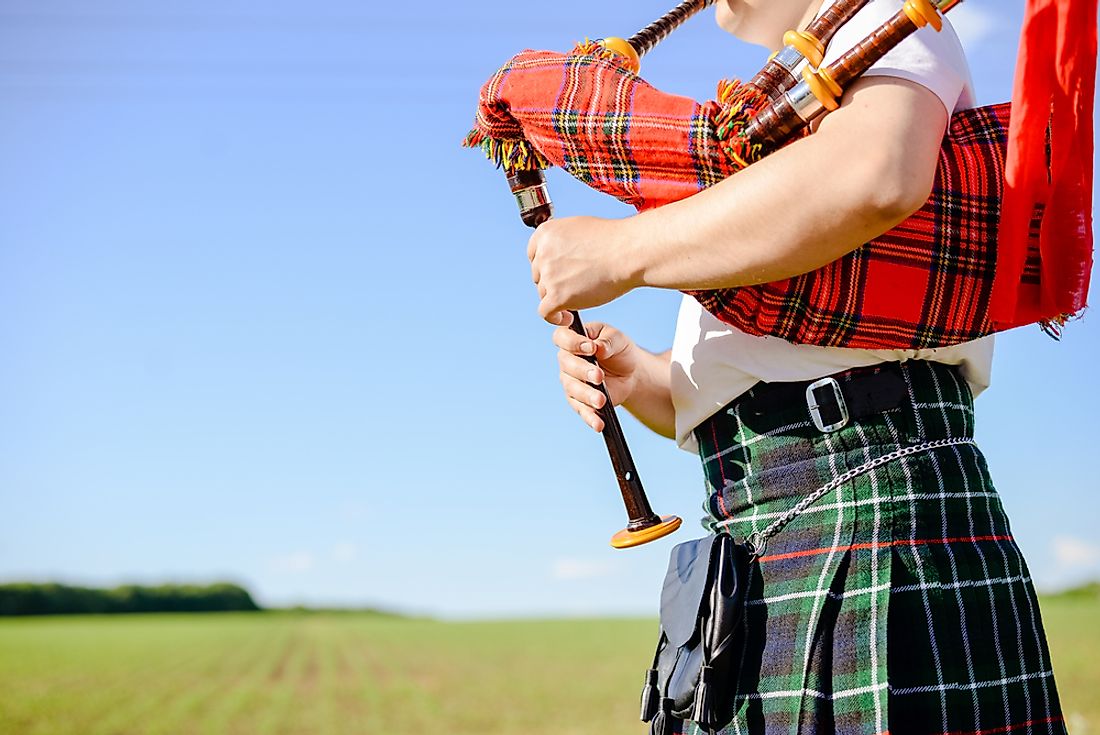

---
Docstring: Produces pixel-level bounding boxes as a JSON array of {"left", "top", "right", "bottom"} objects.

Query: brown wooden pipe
[
  {"left": 811, "top": 0, "right": 874, "bottom": 44},
  {"left": 749, "top": 62, "right": 802, "bottom": 101},
  {"left": 743, "top": 92, "right": 807, "bottom": 146},
  {"left": 750, "top": 0, "right": 871, "bottom": 98},
  {"left": 744, "top": 0, "right": 963, "bottom": 148},
  {"left": 829, "top": 7, "right": 923, "bottom": 88},
  {"left": 506, "top": 170, "right": 681, "bottom": 548},
  {"left": 628, "top": 0, "right": 716, "bottom": 57},
  {"left": 498, "top": 1, "right": 736, "bottom": 548}
]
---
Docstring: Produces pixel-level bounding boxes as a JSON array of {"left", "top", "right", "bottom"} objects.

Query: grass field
[{"left": 0, "top": 596, "right": 1096, "bottom": 735}]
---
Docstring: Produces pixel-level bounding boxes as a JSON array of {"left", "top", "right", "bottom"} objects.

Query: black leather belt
[{"left": 738, "top": 361, "right": 912, "bottom": 433}]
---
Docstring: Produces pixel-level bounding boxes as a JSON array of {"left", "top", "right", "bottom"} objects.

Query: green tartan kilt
[{"left": 681, "top": 359, "right": 1066, "bottom": 735}]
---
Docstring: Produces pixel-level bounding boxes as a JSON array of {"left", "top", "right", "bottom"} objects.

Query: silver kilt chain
[{"left": 711, "top": 436, "right": 978, "bottom": 558}]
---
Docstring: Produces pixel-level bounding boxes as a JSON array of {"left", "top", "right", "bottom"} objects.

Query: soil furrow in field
[
  {"left": 186, "top": 618, "right": 297, "bottom": 734},
  {"left": 253, "top": 621, "right": 312, "bottom": 735},
  {"left": 130, "top": 620, "right": 283, "bottom": 735}
]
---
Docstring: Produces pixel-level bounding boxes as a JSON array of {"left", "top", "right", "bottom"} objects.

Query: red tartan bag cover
[
  {"left": 692, "top": 103, "right": 1018, "bottom": 349},
  {"left": 465, "top": 43, "right": 1093, "bottom": 349}
]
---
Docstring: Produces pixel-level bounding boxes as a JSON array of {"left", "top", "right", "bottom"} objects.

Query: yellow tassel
[
  {"left": 462, "top": 129, "right": 551, "bottom": 172},
  {"left": 571, "top": 39, "right": 640, "bottom": 74}
]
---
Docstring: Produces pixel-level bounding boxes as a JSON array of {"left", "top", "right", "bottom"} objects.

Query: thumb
[{"left": 590, "top": 325, "right": 627, "bottom": 360}]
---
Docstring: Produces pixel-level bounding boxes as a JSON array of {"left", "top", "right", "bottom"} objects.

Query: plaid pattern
[
  {"left": 467, "top": 48, "right": 739, "bottom": 210},
  {"left": 686, "top": 104, "right": 1044, "bottom": 350},
  {"left": 466, "top": 53, "right": 1062, "bottom": 348},
  {"left": 681, "top": 359, "right": 1065, "bottom": 735}
]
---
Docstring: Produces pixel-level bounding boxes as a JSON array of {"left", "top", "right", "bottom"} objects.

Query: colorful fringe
[
  {"left": 461, "top": 128, "right": 550, "bottom": 172},
  {"left": 708, "top": 79, "right": 773, "bottom": 169}
]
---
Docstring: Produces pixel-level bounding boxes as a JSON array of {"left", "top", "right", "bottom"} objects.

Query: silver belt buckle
[{"left": 806, "top": 376, "right": 849, "bottom": 433}]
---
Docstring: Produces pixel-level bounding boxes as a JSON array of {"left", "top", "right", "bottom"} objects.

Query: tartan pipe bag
[
  {"left": 463, "top": 46, "right": 1092, "bottom": 349},
  {"left": 686, "top": 359, "right": 1065, "bottom": 735}
]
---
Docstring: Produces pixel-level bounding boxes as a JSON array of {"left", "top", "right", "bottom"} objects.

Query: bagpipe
[{"left": 463, "top": 0, "right": 1096, "bottom": 547}]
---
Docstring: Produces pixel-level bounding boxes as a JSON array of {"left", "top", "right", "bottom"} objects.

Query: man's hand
[
  {"left": 552, "top": 315, "right": 640, "bottom": 433},
  {"left": 527, "top": 215, "right": 641, "bottom": 325}
]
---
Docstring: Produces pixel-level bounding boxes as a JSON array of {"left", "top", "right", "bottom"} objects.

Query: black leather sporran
[{"left": 639, "top": 531, "right": 751, "bottom": 735}]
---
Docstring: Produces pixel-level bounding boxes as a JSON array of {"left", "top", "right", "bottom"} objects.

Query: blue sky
[{"left": 1, "top": 0, "right": 1097, "bottom": 619}]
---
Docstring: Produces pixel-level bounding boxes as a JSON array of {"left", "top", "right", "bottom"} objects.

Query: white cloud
[
  {"left": 330, "top": 543, "right": 358, "bottom": 563},
  {"left": 270, "top": 551, "right": 316, "bottom": 574},
  {"left": 551, "top": 558, "right": 616, "bottom": 581},
  {"left": 267, "top": 543, "right": 358, "bottom": 575},
  {"left": 339, "top": 501, "right": 370, "bottom": 521},
  {"left": 1052, "top": 535, "right": 1100, "bottom": 568},
  {"left": 948, "top": 4, "right": 1000, "bottom": 51}
]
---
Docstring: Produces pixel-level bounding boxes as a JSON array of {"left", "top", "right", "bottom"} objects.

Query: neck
[{"left": 766, "top": 0, "right": 827, "bottom": 51}]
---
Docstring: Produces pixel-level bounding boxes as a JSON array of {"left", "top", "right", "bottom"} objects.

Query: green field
[{"left": 0, "top": 597, "right": 1096, "bottom": 735}]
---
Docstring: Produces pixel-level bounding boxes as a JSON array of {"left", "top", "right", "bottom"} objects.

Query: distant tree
[{"left": 0, "top": 582, "right": 261, "bottom": 615}]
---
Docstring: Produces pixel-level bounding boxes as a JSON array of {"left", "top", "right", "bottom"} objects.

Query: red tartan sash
[{"left": 466, "top": 50, "right": 1085, "bottom": 349}]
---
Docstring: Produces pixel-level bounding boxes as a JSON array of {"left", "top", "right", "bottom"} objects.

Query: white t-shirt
[{"left": 670, "top": 0, "right": 992, "bottom": 453}]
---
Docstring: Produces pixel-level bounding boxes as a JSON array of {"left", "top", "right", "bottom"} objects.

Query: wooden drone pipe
[
  {"left": 628, "top": 0, "right": 716, "bottom": 56},
  {"left": 743, "top": 0, "right": 963, "bottom": 147},
  {"left": 598, "top": 0, "right": 716, "bottom": 74},
  {"left": 750, "top": 0, "right": 871, "bottom": 98}
]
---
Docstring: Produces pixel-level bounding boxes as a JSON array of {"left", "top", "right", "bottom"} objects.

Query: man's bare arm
[
  {"left": 621, "top": 348, "right": 675, "bottom": 439},
  {"left": 621, "top": 77, "right": 949, "bottom": 291}
]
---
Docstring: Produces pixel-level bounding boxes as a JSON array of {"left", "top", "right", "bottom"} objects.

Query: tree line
[{"left": 0, "top": 582, "right": 261, "bottom": 615}]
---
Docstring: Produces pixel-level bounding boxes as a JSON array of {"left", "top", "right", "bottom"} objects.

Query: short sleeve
[{"left": 817, "top": 0, "right": 974, "bottom": 115}]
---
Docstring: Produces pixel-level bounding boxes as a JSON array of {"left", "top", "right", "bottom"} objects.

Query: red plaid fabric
[
  {"left": 690, "top": 104, "right": 1027, "bottom": 349},
  {"left": 465, "top": 50, "right": 1078, "bottom": 349},
  {"left": 466, "top": 47, "right": 740, "bottom": 210}
]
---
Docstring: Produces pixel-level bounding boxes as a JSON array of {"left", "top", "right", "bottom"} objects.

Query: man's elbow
[{"left": 861, "top": 153, "right": 936, "bottom": 225}]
